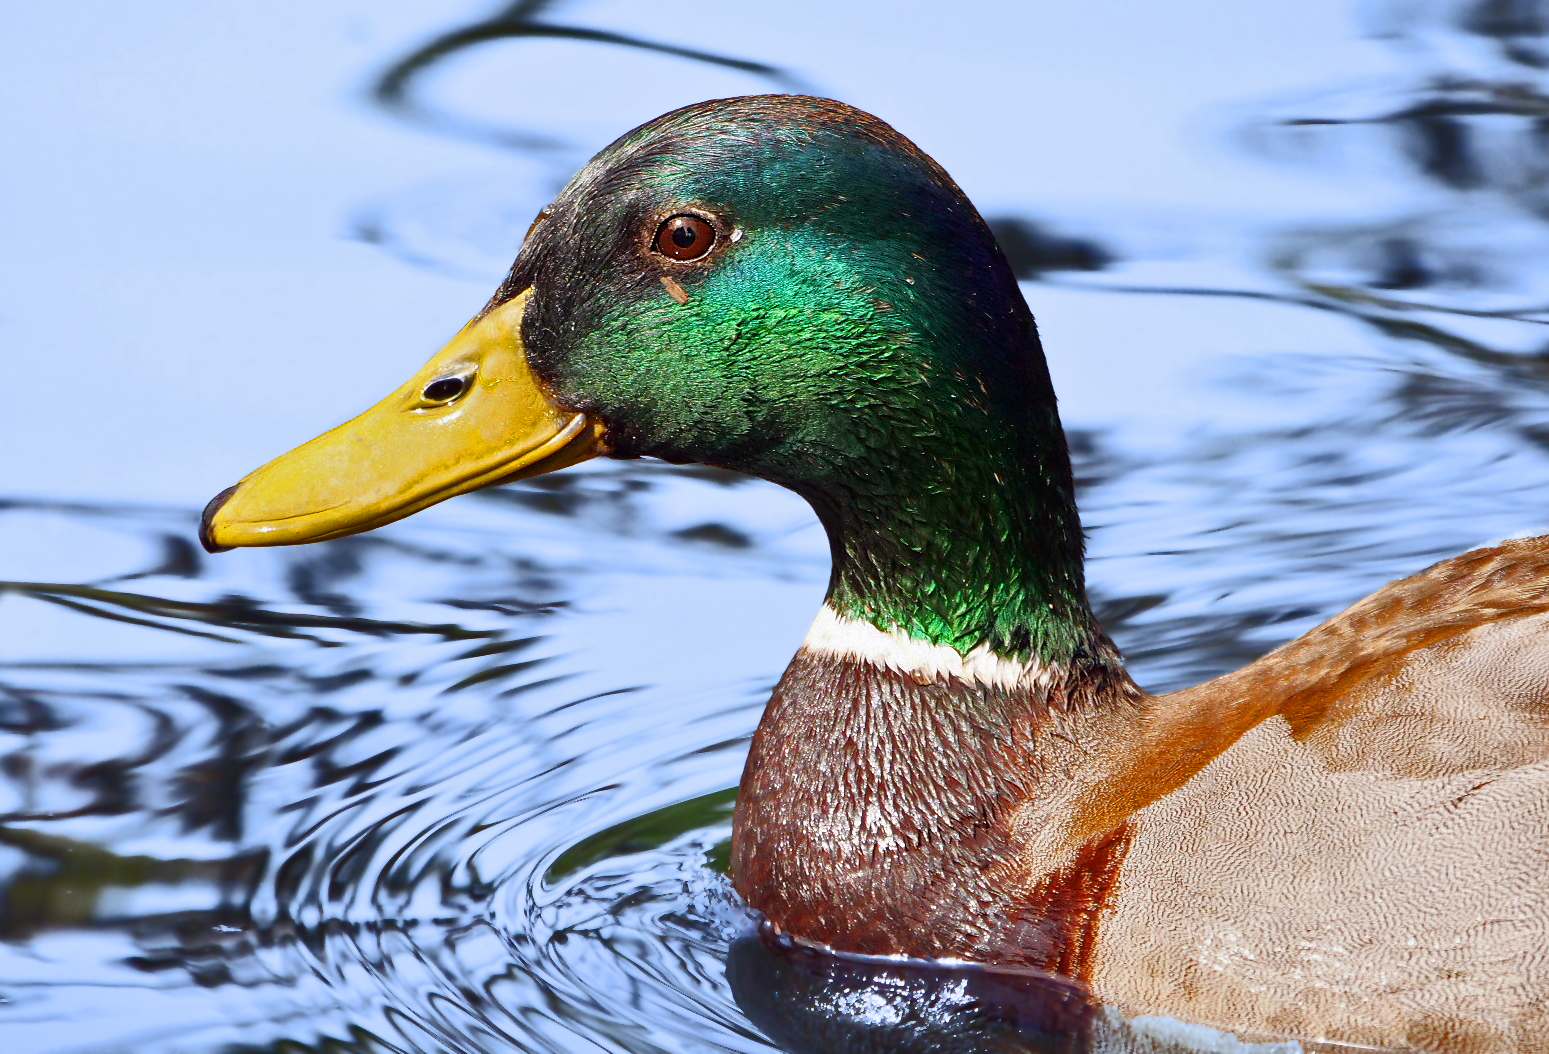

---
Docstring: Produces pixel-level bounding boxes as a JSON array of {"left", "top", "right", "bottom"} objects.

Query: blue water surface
[{"left": 3, "top": 2, "right": 1549, "bottom": 1050}]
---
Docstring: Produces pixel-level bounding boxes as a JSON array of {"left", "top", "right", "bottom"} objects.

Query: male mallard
[{"left": 199, "top": 96, "right": 1549, "bottom": 1051}]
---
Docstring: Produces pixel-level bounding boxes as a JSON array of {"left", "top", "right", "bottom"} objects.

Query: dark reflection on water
[
  {"left": 727, "top": 931, "right": 1098, "bottom": 1054},
  {"left": 8, "top": 1, "right": 1549, "bottom": 1052}
]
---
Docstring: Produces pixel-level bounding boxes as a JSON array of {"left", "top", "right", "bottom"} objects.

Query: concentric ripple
[{"left": 0, "top": 464, "right": 822, "bottom": 1053}]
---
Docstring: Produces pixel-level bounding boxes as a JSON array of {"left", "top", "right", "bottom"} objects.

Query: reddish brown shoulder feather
[{"left": 1072, "top": 536, "right": 1549, "bottom": 839}]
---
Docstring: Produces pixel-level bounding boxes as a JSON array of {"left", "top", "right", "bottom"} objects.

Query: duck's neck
[
  {"left": 732, "top": 349, "right": 1143, "bottom": 967},
  {"left": 788, "top": 392, "right": 1103, "bottom": 671}
]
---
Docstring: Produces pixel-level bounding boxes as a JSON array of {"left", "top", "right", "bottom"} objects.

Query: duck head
[{"left": 202, "top": 95, "right": 1097, "bottom": 665}]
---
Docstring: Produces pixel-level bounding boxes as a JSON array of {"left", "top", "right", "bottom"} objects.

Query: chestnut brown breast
[{"left": 731, "top": 649, "right": 1144, "bottom": 976}]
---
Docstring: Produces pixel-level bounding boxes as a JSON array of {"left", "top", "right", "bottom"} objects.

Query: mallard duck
[{"left": 199, "top": 96, "right": 1549, "bottom": 1052}]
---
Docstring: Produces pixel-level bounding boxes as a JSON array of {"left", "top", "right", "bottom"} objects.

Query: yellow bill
[{"left": 199, "top": 290, "right": 606, "bottom": 552}]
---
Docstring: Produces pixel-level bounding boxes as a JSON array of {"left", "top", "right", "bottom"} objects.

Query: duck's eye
[
  {"left": 422, "top": 376, "right": 467, "bottom": 403},
  {"left": 655, "top": 214, "right": 715, "bottom": 261}
]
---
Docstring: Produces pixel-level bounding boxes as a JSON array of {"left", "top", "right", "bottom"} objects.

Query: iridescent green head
[
  {"left": 203, "top": 96, "right": 1101, "bottom": 667},
  {"left": 506, "top": 97, "right": 1052, "bottom": 471}
]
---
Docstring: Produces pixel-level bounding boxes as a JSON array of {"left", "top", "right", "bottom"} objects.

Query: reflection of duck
[{"left": 199, "top": 96, "right": 1549, "bottom": 1051}]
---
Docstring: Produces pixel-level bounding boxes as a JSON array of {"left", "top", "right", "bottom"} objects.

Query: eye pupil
[
  {"left": 423, "top": 377, "right": 465, "bottom": 402},
  {"left": 655, "top": 215, "right": 715, "bottom": 261}
]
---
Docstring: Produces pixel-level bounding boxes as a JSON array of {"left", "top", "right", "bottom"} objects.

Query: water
[{"left": 4, "top": 1, "right": 1549, "bottom": 1050}]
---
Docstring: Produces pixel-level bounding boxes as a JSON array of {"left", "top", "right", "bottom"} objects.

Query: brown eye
[{"left": 655, "top": 214, "right": 715, "bottom": 261}]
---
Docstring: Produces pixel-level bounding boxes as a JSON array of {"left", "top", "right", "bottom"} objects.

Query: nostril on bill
[
  {"left": 423, "top": 376, "right": 466, "bottom": 402},
  {"left": 199, "top": 485, "right": 240, "bottom": 553}
]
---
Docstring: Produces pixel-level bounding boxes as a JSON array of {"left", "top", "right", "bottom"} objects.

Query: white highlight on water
[{"left": 800, "top": 604, "right": 1049, "bottom": 690}]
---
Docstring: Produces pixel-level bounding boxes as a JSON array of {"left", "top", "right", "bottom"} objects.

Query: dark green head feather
[{"left": 499, "top": 95, "right": 1103, "bottom": 667}]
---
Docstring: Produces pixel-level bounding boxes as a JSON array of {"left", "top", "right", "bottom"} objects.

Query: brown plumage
[{"left": 733, "top": 538, "right": 1549, "bottom": 1051}]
